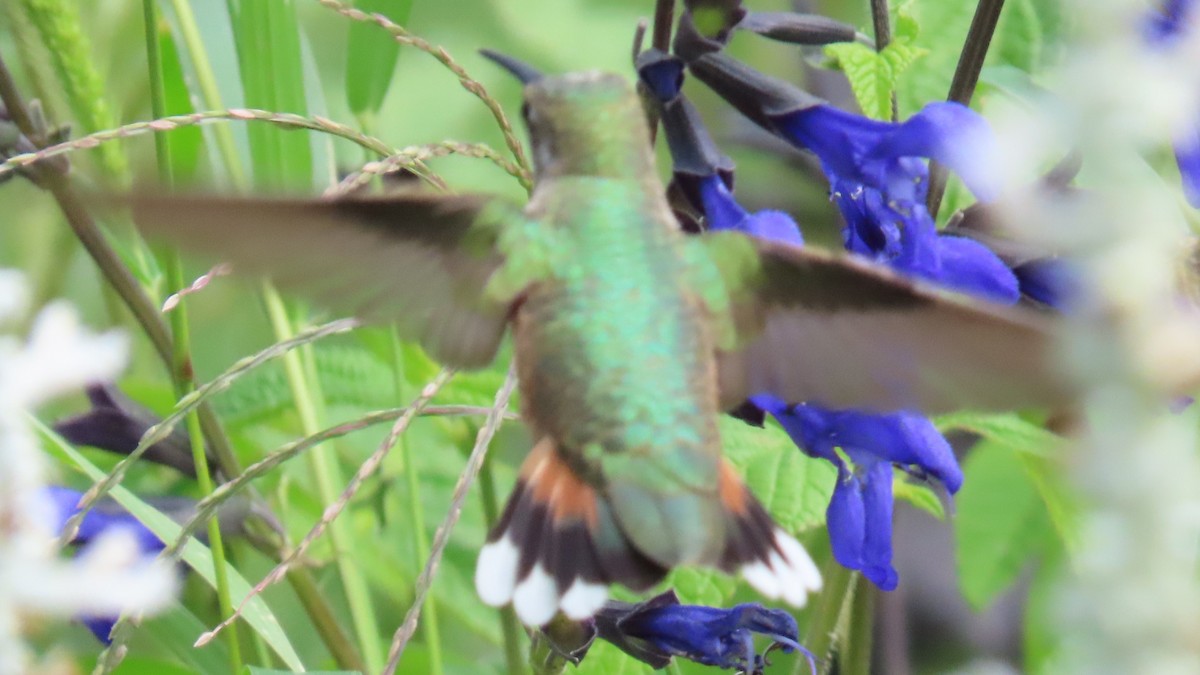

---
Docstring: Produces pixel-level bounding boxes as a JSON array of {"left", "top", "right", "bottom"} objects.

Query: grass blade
[{"left": 35, "top": 420, "right": 306, "bottom": 672}]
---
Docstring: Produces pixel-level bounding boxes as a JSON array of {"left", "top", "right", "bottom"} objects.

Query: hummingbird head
[{"left": 481, "top": 50, "right": 656, "bottom": 181}]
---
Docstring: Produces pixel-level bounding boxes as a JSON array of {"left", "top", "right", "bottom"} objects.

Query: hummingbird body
[
  {"left": 128, "top": 63, "right": 1069, "bottom": 628},
  {"left": 476, "top": 81, "right": 821, "bottom": 623},
  {"left": 515, "top": 174, "right": 725, "bottom": 566}
]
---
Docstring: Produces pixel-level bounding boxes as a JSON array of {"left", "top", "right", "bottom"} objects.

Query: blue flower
[
  {"left": 644, "top": 44, "right": 980, "bottom": 590},
  {"left": 1145, "top": 0, "right": 1200, "bottom": 207},
  {"left": 41, "top": 486, "right": 166, "bottom": 644},
  {"left": 594, "top": 591, "right": 815, "bottom": 673},
  {"left": 750, "top": 398, "right": 961, "bottom": 590},
  {"left": 674, "top": 36, "right": 1021, "bottom": 303},
  {"left": 778, "top": 102, "right": 1001, "bottom": 204},
  {"left": 783, "top": 104, "right": 1019, "bottom": 305},
  {"left": 1145, "top": 0, "right": 1195, "bottom": 43},
  {"left": 697, "top": 173, "right": 804, "bottom": 246},
  {"left": 1175, "top": 127, "right": 1200, "bottom": 207}
]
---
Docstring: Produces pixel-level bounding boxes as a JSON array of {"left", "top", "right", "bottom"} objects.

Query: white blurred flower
[{"left": 0, "top": 267, "right": 176, "bottom": 675}]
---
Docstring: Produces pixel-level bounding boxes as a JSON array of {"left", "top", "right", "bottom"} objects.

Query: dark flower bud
[
  {"left": 54, "top": 383, "right": 218, "bottom": 479},
  {"left": 737, "top": 11, "right": 859, "bottom": 46},
  {"left": 676, "top": 18, "right": 823, "bottom": 129},
  {"left": 635, "top": 49, "right": 686, "bottom": 105}
]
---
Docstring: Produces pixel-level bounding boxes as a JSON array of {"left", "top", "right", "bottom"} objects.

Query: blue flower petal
[
  {"left": 40, "top": 486, "right": 169, "bottom": 644},
  {"left": 1013, "top": 257, "right": 1075, "bottom": 309},
  {"left": 1175, "top": 123, "right": 1200, "bottom": 207},
  {"left": 698, "top": 174, "right": 750, "bottom": 232},
  {"left": 827, "top": 468, "right": 867, "bottom": 571},
  {"left": 894, "top": 414, "right": 963, "bottom": 494},
  {"left": 932, "top": 235, "right": 1021, "bottom": 305},
  {"left": 775, "top": 102, "right": 1001, "bottom": 201},
  {"left": 697, "top": 174, "right": 804, "bottom": 244},
  {"left": 866, "top": 102, "right": 1002, "bottom": 202},
  {"left": 606, "top": 593, "right": 805, "bottom": 671},
  {"left": 80, "top": 616, "right": 117, "bottom": 645},
  {"left": 776, "top": 105, "right": 891, "bottom": 185},
  {"left": 860, "top": 462, "right": 899, "bottom": 590},
  {"left": 744, "top": 210, "right": 804, "bottom": 245},
  {"left": 638, "top": 54, "right": 686, "bottom": 103},
  {"left": 1145, "top": 0, "right": 1196, "bottom": 43}
]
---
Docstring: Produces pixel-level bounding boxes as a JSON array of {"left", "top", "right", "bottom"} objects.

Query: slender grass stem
[
  {"left": 400, "top": 405, "right": 445, "bottom": 675},
  {"left": 144, "top": 1, "right": 242, "bottom": 669},
  {"left": 382, "top": 367, "right": 518, "bottom": 674},
  {"left": 155, "top": 10, "right": 370, "bottom": 669},
  {"left": 927, "top": 0, "right": 1006, "bottom": 219},
  {"left": 167, "top": 0, "right": 246, "bottom": 186},
  {"left": 0, "top": 40, "right": 245, "bottom": 482},
  {"left": 388, "top": 332, "right": 446, "bottom": 675},
  {"left": 314, "top": 0, "right": 533, "bottom": 185},
  {"left": 262, "top": 289, "right": 386, "bottom": 672}
]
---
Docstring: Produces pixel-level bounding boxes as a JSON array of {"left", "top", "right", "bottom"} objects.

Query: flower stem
[
  {"left": 651, "top": 0, "right": 675, "bottom": 52},
  {"left": 842, "top": 576, "right": 875, "bottom": 675},
  {"left": 868, "top": 0, "right": 898, "bottom": 121},
  {"left": 801, "top": 557, "right": 857, "bottom": 675},
  {"left": 927, "top": 0, "right": 1006, "bottom": 219}
]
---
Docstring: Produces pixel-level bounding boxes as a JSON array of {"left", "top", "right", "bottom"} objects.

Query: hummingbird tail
[
  {"left": 474, "top": 438, "right": 667, "bottom": 626},
  {"left": 715, "top": 460, "right": 824, "bottom": 607}
]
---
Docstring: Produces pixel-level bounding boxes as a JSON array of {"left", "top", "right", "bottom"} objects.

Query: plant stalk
[
  {"left": 927, "top": 0, "right": 1006, "bottom": 219},
  {"left": 143, "top": 0, "right": 242, "bottom": 668}
]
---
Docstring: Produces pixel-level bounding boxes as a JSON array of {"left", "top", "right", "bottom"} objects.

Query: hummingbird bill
[{"left": 126, "top": 57, "right": 1070, "bottom": 627}]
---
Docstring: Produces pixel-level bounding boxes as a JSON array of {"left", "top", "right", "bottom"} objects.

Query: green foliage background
[{"left": 0, "top": 0, "right": 1084, "bottom": 673}]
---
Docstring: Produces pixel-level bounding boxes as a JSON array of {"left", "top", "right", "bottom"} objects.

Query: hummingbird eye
[{"left": 520, "top": 102, "right": 535, "bottom": 125}]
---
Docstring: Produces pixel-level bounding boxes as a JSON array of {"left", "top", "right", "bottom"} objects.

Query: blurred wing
[
  {"left": 702, "top": 232, "right": 1071, "bottom": 414},
  {"left": 131, "top": 193, "right": 523, "bottom": 369}
]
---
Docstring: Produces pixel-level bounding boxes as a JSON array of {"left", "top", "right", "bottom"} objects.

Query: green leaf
[
  {"left": 345, "top": 0, "right": 414, "bottom": 116},
  {"left": 215, "top": 344, "right": 398, "bottom": 428},
  {"left": 719, "top": 416, "right": 836, "bottom": 534},
  {"left": 1014, "top": 452, "right": 1080, "bottom": 554},
  {"left": 892, "top": 474, "right": 945, "bottom": 519},
  {"left": 934, "top": 410, "right": 1061, "bottom": 458},
  {"left": 242, "top": 669, "right": 360, "bottom": 675},
  {"left": 158, "top": 24, "right": 204, "bottom": 183},
  {"left": 897, "top": 0, "right": 1062, "bottom": 117},
  {"left": 573, "top": 643, "right": 653, "bottom": 675},
  {"left": 954, "top": 439, "right": 1052, "bottom": 611},
  {"left": 823, "top": 14, "right": 927, "bottom": 120},
  {"left": 1023, "top": 545, "right": 1066, "bottom": 675},
  {"left": 666, "top": 567, "right": 738, "bottom": 607},
  {"left": 936, "top": 411, "right": 1079, "bottom": 551},
  {"left": 140, "top": 605, "right": 232, "bottom": 675},
  {"left": 992, "top": 0, "right": 1042, "bottom": 73},
  {"left": 35, "top": 421, "right": 306, "bottom": 672},
  {"left": 230, "top": 0, "right": 313, "bottom": 188},
  {"left": 894, "top": 0, "right": 976, "bottom": 117}
]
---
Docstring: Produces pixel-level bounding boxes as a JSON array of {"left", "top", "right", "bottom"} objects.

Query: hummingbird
[{"left": 128, "top": 52, "right": 1069, "bottom": 627}]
